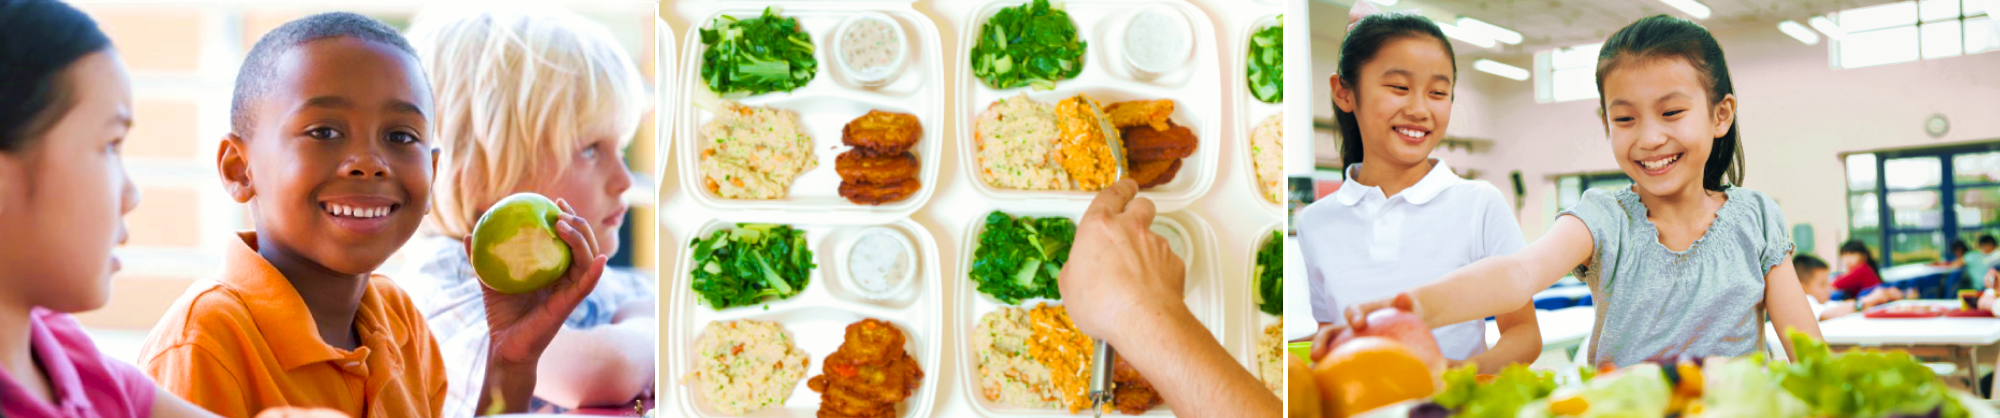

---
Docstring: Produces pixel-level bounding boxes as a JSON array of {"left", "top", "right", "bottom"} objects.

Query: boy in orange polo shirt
[{"left": 136, "top": 12, "right": 608, "bottom": 418}]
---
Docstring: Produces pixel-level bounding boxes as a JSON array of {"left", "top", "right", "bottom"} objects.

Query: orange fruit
[
  {"left": 1288, "top": 354, "right": 1321, "bottom": 418},
  {"left": 1311, "top": 336, "right": 1436, "bottom": 418}
]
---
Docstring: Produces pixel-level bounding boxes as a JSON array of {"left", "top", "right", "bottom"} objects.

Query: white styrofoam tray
[
  {"left": 1232, "top": 13, "right": 1285, "bottom": 217},
  {"left": 668, "top": 218, "right": 943, "bottom": 418},
  {"left": 953, "top": 209, "right": 1222, "bottom": 417},
  {"left": 954, "top": 0, "right": 1221, "bottom": 214},
  {"left": 676, "top": 3, "right": 944, "bottom": 224},
  {"left": 653, "top": 17, "right": 676, "bottom": 204},
  {"left": 1239, "top": 220, "right": 1285, "bottom": 389}
]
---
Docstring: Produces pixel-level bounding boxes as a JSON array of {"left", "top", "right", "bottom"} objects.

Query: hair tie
[{"left": 1347, "top": 1, "right": 1420, "bottom": 32}]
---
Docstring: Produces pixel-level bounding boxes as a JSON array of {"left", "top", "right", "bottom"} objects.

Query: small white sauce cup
[
  {"left": 838, "top": 226, "right": 917, "bottom": 300},
  {"left": 833, "top": 12, "right": 908, "bottom": 87},
  {"left": 1121, "top": 5, "right": 1192, "bottom": 76}
]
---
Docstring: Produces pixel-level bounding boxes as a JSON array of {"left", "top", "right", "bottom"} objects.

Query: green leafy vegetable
[
  {"left": 1433, "top": 364, "right": 1557, "bottom": 418},
  {"left": 1700, "top": 357, "right": 1812, "bottom": 418},
  {"left": 1254, "top": 229, "right": 1283, "bottom": 315},
  {"left": 970, "top": 211, "right": 1076, "bottom": 304},
  {"left": 970, "top": 0, "right": 1086, "bottom": 90},
  {"left": 699, "top": 7, "right": 818, "bottom": 95},
  {"left": 1246, "top": 18, "right": 1282, "bottom": 103},
  {"left": 688, "top": 223, "right": 815, "bottom": 310},
  {"left": 1777, "top": 329, "right": 1967, "bottom": 418}
]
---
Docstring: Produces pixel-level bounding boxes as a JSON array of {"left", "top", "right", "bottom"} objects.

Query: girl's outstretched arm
[
  {"left": 1764, "top": 258, "right": 1824, "bottom": 359},
  {"left": 1349, "top": 215, "right": 1596, "bottom": 330},
  {"left": 1461, "top": 302, "right": 1542, "bottom": 374}
]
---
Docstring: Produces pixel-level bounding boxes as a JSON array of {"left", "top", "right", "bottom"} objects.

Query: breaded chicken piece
[
  {"left": 1105, "top": 99, "right": 1175, "bottom": 132},
  {"left": 808, "top": 319, "right": 923, "bottom": 418},
  {"left": 838, "top": 177, "right": 921, "bottom": 205},
  {"left": 1110, "top": 357, "right": 1164, "bottom": 415},
  {"left": 842, "top": 110, "right": 922, "bottom": 156},
  {"left": 1122, "top": 122, "right": 1197, "bottom": 161},
  {"left": 835, "top": 150, "right": 920, "bottom": 185},
  {"left": 1127, "top": 158, "right": 1183, "bottom": 188}
]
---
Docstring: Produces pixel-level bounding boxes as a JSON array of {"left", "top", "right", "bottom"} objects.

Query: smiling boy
[{"left": 137, "top": 12, "right": 606, "bottom": 418}]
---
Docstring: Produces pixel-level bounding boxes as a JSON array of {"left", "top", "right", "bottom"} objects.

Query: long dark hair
[
  {"left": 0, "top": 0, "right": 111, "bottom": 152},
  {"left": 1595, "top": 14, "right": 1742, "bottom": 191},
  {"left": 1839, "top": 240, "right": 1879, "bottom": 270},
  {"left": 1334, "top": 13, "right": 1455, "bottom": 170}
]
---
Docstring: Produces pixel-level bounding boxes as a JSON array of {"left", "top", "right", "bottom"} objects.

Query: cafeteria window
[
  {"left": 1553, "top": 171, "right": 1634, "bottom": 212},
  {"left": 1533, "top": 43, "right": 1601, "bottom": 103},
  {"left": 1844, "top": 145, "right": 2000, "bottom": 267},
  {"left": 1545, "top": 171, "right": 1633, "bottom": 228},
  {"left": 1830, "top": 0, "right": 1997, "bottom": 70}
]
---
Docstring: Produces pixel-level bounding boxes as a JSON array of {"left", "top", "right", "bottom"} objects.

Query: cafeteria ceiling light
[
  {"left": 1809, "top": 16, "right": 1846, "bottom": 40},
  {"left": 1777, "top": 20, "right": 1819, "bottom": 45},
  {"left": 1434, "top": 20, "right": 1497, "bottom": 49},
  {"left": 1473, "top": 59, "right": 1529, "bottom": 81},
  {"left": 1659, "top": 0, "right": 1712, "bottom": 19},
  {"left": 1457, "top": 17, "right": 1523, "bottom": 45}
]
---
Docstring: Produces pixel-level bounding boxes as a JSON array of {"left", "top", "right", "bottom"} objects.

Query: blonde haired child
[{"left": 399, "top": 5, "right": 654, "bottom": 416}]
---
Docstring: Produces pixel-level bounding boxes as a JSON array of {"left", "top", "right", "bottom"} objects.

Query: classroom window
[
  {"left": 1534, "top": 43, "right": 1601, "bottom": 103},
  {"left": 1845, "top": 145, "right": 2000, "bottom": 267},
  {"left": 1831, "top": 0, "right": 1996, "bottom": 69}
]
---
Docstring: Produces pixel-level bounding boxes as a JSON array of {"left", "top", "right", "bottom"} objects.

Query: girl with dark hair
[
  {"left": 1833, "top": 240, "right": 1884, "bottom": 296},
  {"left": 1341, "top": 15, "right": 1823, "bottom": 368},
  {"left": 0, "top": 2, "right": 313, "bottom": 417},
  {"left": 1298, "top": 1, "right": 1544, "bottom": 374}
]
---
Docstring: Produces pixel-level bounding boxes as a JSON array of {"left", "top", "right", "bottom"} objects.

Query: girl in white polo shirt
[{"left": 1296, "top": 2, "right": 1542, "bottom": 374}]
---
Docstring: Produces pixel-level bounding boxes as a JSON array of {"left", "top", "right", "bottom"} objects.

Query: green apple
[{"left": 471, "top": 193, "right": 571, "bottom": 294}]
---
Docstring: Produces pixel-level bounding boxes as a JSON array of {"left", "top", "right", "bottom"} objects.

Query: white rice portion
[
  {"left": 973, "top": 307, "right": 1064, "bottom": 409},
  {"left": 975, "top": 93, "right": 1070, "bottom": 190},
  {"left": 682, "top": 320, "right": 811, "bottom": 415},
  {"left": 1250, "top": 113, "right": 1284, "bottom": 204},
  {"left": 699, "top": 101, "right": 819, "bottom": 199},
  {"left": 1256, "top": 320, "right": 1285, "bottom": 395}
]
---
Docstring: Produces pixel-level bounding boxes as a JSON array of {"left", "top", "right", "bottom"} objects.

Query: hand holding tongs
[{"left": 1088, "top": 340, "right": 1115, "bottom": 418}]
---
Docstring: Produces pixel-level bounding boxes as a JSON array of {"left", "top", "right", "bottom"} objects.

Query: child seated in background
[
  {"left": 397, "top": 6, "right": 655, "bottom": 415},
  {"left": 1931, "top": 239, "right": 1988, "bottom": 292},
  {"left": 1793, "top": 254, "right": 1901, "bottom": 321},
  {"left": 1830, "top": 240, "right": 1884, "bottom": 296},
  {"left": 136, "top": 12, "right": 607, "bottom": 418},
  {"left": 1980, "top": 235, "right": 2000, "bottom": 290}
]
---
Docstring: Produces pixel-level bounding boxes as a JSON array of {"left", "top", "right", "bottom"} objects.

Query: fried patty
[
  {"left": 1110, "top": 357, "right": 1164, "bottom": 415},
  {"left": 1122, "top": 122, "right": 1197, "bottom": 161},
  {"left": 841, "top": 110, "right": 922, "bottom": 156},
  {"left": 1105, "top": 99, "right": 1175, "bottom": 132},
  {"left": 838, "top": 177, "right": 921, "bottom": 205},
  {"left": 835, "top": 150, "right": 920, "bottom": 185},
  {"left": 808, "top": 319, "right": 923, "bottom": 418},
  {"left": 1128, "top": 158, "right": 1183, "bottom": 188}
]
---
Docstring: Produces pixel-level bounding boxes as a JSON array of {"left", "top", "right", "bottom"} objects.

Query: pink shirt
[{"left": 0, "top": 308, "right": 155, "bottom": 418}]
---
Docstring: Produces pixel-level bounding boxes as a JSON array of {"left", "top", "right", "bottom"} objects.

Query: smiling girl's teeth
[
  {"left": 1397, "top": 128, "right": 1428, "bottom": 138},
  {"left": 1641, "top": 154, "right": 1680, "bottom": 170}
]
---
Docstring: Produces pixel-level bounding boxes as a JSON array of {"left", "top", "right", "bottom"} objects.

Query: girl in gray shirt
[{"left": 1341, "top": 15, "right": 1822, "bottom": 368}]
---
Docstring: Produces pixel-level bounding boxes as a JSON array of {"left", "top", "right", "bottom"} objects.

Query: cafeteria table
[
  {"left": 1818, "top": 300, "right": 2000, "bottom": 397},
  {"left": 1485, "top": 306, "right": 1595, "bottom": 356},
  {"left": 1882, "top": 264, "right": 1958, "bottom": 297}
]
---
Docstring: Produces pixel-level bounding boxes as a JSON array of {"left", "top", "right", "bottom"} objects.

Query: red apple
[{"left": 1328, "top": 308, "right": 1445, "bottom": 374}]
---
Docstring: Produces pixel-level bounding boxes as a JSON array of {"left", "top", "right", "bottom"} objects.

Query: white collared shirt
[{"left": 1296, "top": 159, "right": 1526, "bottom": 360}]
